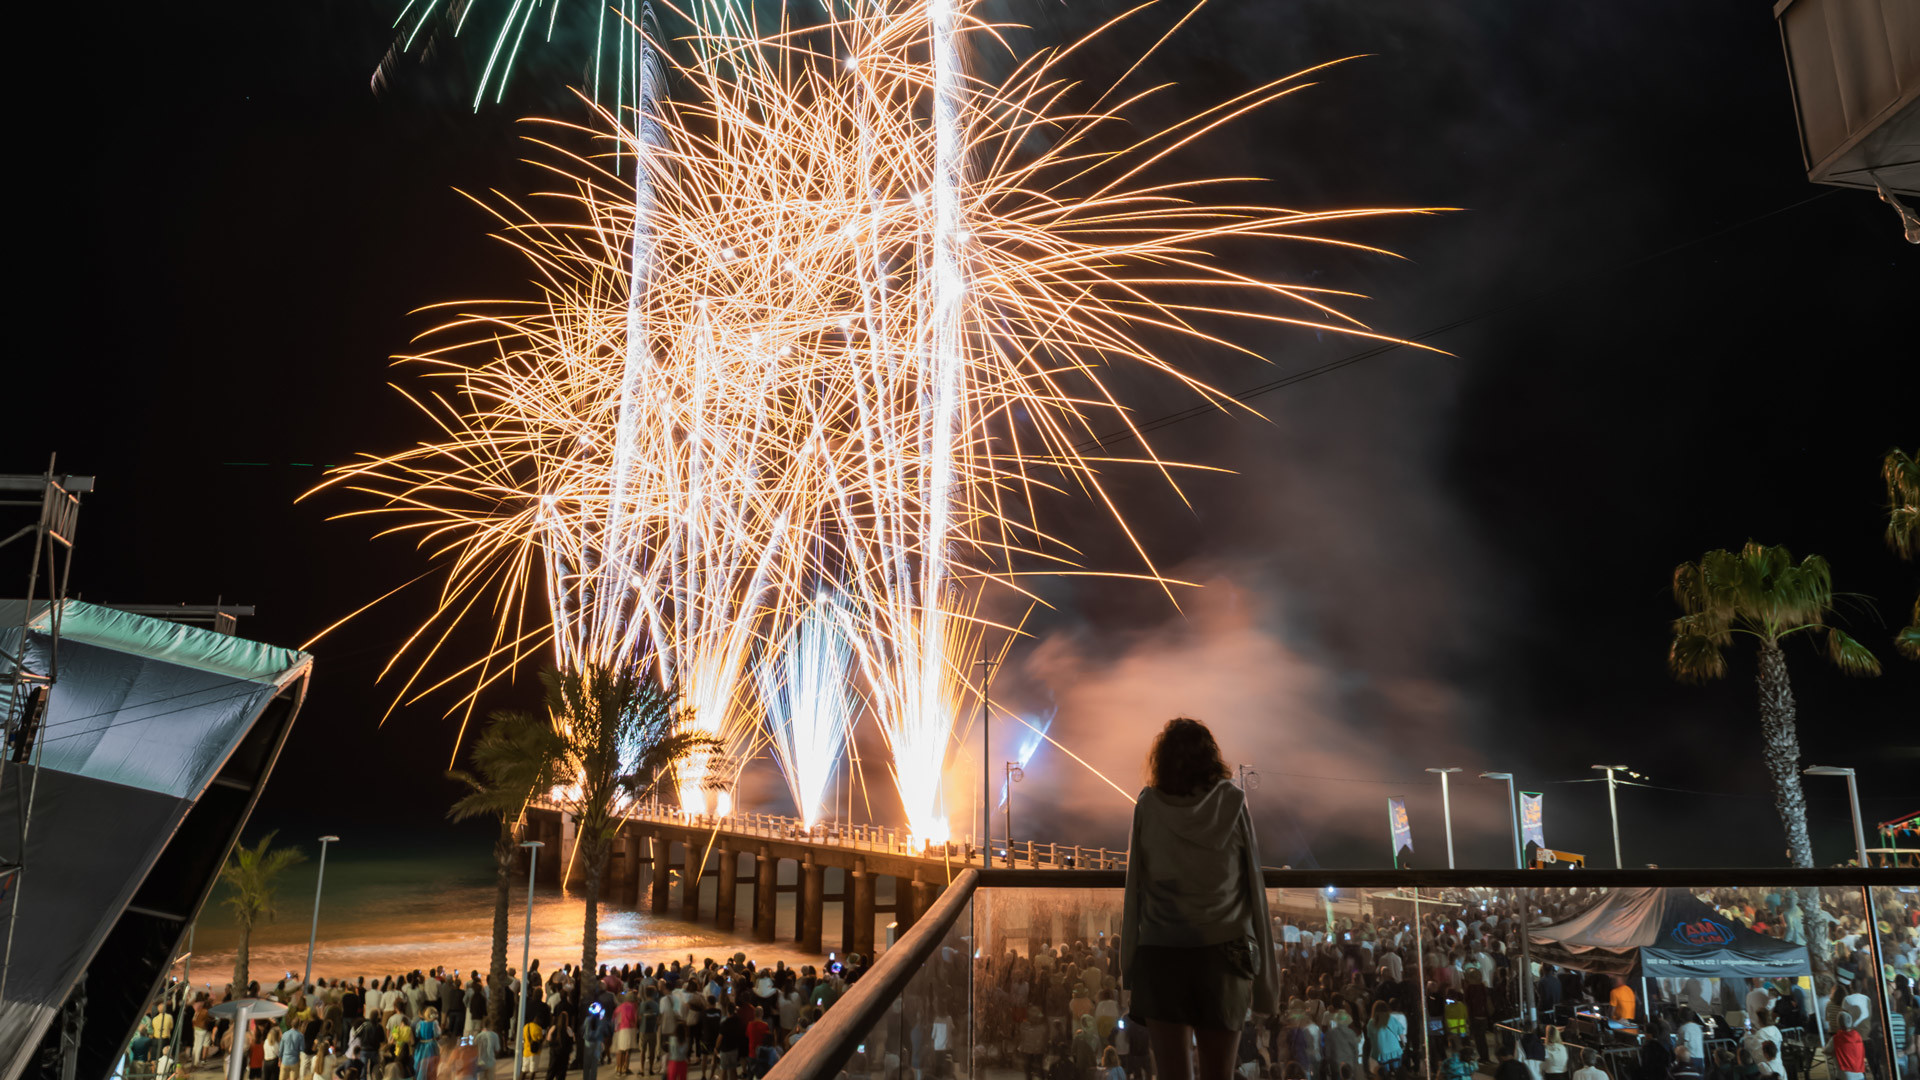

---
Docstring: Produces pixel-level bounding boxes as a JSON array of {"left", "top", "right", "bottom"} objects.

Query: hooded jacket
[{"left": 1121, "top": 779, "right": 1279, "bottom": 1014}]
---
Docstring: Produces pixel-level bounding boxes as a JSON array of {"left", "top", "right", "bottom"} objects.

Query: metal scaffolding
[{"left": 0, "top": 456, "right": 91, "bottom": 1005}]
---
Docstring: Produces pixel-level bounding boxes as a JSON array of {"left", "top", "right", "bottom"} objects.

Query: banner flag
[
  {"left": 1388, "top": 797, "right": 1414, "bottom": 856},
  {"left": 1521, "top": 791, "right": 1546, "bottom": 850}
]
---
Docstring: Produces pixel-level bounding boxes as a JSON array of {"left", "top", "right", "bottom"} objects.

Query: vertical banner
[
  {"left": 1521, "top": 791, "right": 1546, "bottom": 851},
  {"left": 1388, "top": 797, "right": 1414, "bottom": 863}
]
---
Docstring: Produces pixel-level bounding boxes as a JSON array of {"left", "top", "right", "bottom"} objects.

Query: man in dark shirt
[
  {"left": 1494, "top": 1044, "right": 1533, "bottom": 1080},
  {"left": 1536, "top": 966, "right": 1563, "bottom": 1021},
  {"left": 441, "top": 976, "right": 464, "bottom": 1040},
  {"left": 716, "top": 1004, "right": 750, "bottom": 1080}
]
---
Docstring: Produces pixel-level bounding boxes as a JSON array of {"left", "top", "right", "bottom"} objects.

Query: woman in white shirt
[{"left": 1542, "top": 1025, "right": 1571, "bottom": 1080}]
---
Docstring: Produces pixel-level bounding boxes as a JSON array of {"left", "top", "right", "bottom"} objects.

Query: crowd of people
[
  {"left": 124, "top": 951, "right": 880, "bottom": 1080},
  {"left": 118, "top": 883, "right": 1918, "bottom": 1080},
  {"left": 965, "top": 884, "right": 1919, "bottom": 1080}
]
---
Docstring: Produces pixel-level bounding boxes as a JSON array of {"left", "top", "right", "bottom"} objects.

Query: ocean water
[{"left": 183, "top": 839, "right": 828, "bottom": 988}]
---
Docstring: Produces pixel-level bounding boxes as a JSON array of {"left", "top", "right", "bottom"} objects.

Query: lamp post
[
  {"left": 1479, "top": 772, "right": 1522, "bottom": 869},
  {"left": 302, "top": 835, "right": 339, "bottom": 991},
  {"left": 1004, "top": 762, "right": 1024, "bottom": 867},
  {"left": 1425, "top": 768, "right": 1461, "bottom": 868},
  {"left": 1478, "top": 771, "right": 1537, "bottom": 1028},
  {"left": 1801, "top": 770, "right": 1896, "bottom": 1080},
  {"left": 978, "top": 655, "right": 996, "bottom": 867},
  {"left": 1803, "top": 765, "right": 1869, "bottom": 867},
  {"left": 514, "top": 840, "right": 543, "bottom": 1080},
  {"left": 1589, "top": 766, "right": 1635, "bottom": 868},
  {"left": 166, "top": 933, "right": 193, "bottom": 1071}
]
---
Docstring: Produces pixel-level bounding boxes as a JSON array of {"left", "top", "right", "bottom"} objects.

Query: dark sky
[{"left": 13, "top": 0, "right": 1915, "bottom": 871}]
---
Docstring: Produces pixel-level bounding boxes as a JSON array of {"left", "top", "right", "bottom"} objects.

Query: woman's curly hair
[{"left": 1146, "top": 716, "right": 1230, "bottom": 796}]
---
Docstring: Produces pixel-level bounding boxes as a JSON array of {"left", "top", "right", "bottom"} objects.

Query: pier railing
[{"left": 530, "top": 795, "right": 1130, "bottom": 869}]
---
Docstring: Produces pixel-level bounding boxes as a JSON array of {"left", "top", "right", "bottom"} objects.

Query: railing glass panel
[{"left": 965, "top": 878, "right": 1918, "bottom": 1080}]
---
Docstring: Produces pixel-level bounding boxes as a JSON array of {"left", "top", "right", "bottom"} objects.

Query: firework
[
  {"left": 323, "top": 0, "right": 1435, "bottom": 831},
  {"left": 756, "top": 591, "right": 861, "bottom": 828}
]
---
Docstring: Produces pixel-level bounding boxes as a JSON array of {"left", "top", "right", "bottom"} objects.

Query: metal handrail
[
  {"left": 978, "top": 865, "right": 1920, "bottom": 888},
  {"left": 762, "top": 868, "right": 980, "bottom": 1080},
  {"left": 526, "top": 795, "right": 1130, "bottom": 868}
]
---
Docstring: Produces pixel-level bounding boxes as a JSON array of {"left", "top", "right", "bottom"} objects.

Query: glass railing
[{"left": 766, "top": 869, "right": 1919, "bottom": 1080}]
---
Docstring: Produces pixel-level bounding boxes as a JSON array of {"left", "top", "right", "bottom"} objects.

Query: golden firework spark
[{"left": 314, "top": 0, "right": 1439, "bottom": 833}]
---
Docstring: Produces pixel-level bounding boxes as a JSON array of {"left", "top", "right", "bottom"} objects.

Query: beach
[{"left": 183, "top": 840, "right": 828, "bottom": 986}]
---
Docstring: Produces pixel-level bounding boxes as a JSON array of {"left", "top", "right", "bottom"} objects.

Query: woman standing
[
  {"left": 1541, "top": 1027, "right": 1570, "bottom": 1080},
  {"left": 614, "top": 993, "right": 640, "bottom": 1074},
  {"left": 412, "top": 1008, "right": 440, "bottom": 1079},
  {"left": 1121, "top": 718, "right": 1279, "bottom": 1080},
  {"left": 548, "top": 1009, "right": 576, "bottom": 1080}
]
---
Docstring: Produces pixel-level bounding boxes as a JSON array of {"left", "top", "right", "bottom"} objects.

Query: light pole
[
  {"left": 1426, "top": 768, "right": 1461, "bottom": 868},
  {"left": 978, "top": 655, "right": 996, "bottom": 866},
  {"left": 1478, "top": 771, "right": 1537, "bottom": 1028},
  {"left": 1004, "top": 762, "right": 1024, "bottom": 866},
  {"left": 1589, "top": 766, "right": 1636, "bottom": 868},
  {"left": 514, "top": 840, "right": 543, "bottom": 1080},
  {"left": 166, "top": 934, "right": 193, "bottom": 1070},
  {"left": 1803, "top": 765, "right": 1869, "bottom": 867},
  {"left": 302, "top": 835, "right": 339, "bottom": 991},
  {"left": 1479, "top": 772, "right": 1522, "bottom": 869}
]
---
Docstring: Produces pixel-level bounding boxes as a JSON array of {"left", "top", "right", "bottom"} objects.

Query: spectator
[{"left": 1830, "top": 1014, "right": 1865, "bottom": 1080}]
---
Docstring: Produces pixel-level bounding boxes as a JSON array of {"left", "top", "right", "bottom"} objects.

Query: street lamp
[
  {"left": 1426, "top": 768, "right": 1462, "bottom": 868},
  {"left": 1589, "top": 766, "right": 1639, "bottom": 868},
  {"left": 1803, "top": 766, "right": 1869, "bottom": 867},
  {"left": 302, "top": 835, "right": 339, "bottom": 991},
  {"left": 1479, "top": 772, "right": 1522, "bottom": 870},
  {"left": 514, "top": 840, "right": 544, "bottom": 1080},
  {"left": 1004, "top": 762, "right": 1024, "bottom": 867},
  {"left": 978, "top": 655, "right": 997, "bottom": 867}
]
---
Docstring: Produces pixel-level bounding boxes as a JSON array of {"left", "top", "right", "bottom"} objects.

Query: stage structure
[{"left": 0, "top": 590, "right": 311, "bottom": 1079}]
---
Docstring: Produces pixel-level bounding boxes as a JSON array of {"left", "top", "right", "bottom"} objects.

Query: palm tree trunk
[
  {"left": 1755, "top": 639, "right": 1832, "bottom": 973},
  {"left": 234, "top": 924, "right": 251, "bottom": 995},
  {"left": 581, "top": 833, "right": 605, "bottom": 984},
  {"left": 489, "top": 818, "right": 513, "bottom": 1034}
]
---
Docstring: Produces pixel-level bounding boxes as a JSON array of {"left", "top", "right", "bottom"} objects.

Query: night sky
[{"left": 14, "top": 0, "right": 1915, "bottom": 871}]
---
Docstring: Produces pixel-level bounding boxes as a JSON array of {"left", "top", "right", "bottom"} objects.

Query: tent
[
  {"left": 1528, "top": 887, "right": 1810, "bottom": 979},
  {"left": 0, "top": 600, "right": 311, "bottom": 1080}
]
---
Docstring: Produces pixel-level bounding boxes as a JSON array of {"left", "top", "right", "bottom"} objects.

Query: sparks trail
[{"left": 318, "top": 0, "right": 1437, "bottom": 836}]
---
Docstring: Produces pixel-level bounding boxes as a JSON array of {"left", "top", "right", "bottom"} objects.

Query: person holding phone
[{"left": 1122, "top": 718, "right": 1279, "bottom": 1080}]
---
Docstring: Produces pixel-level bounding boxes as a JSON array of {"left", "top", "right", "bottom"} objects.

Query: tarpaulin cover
[
  {"left": 0, "top": 601, "right": 310, "bottom": 1079},
  {"left": 2, "top": 601, "right": 307, "bottom": 799},
  {"left": 1528, "top": 887, "right": 1810, "bottom": 979}
]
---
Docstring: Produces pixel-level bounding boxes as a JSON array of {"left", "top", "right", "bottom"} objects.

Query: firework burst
[{"left": 321, "top": 0, "right": 1438, "bottom": 832}]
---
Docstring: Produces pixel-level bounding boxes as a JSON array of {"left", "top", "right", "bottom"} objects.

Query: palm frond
[
  {"left": 1884, "top": 448, "right": 1920, "bottom": 559},
  {"left": 1821, "top": 627, "right": 1882, "bottom": 676},
  {"left": 1669, "top": 541, "right": 1872, "bottom": 675},
  {"left": 1896, "top": 606, "right": 1920, "bottom": 661},
  {"left": 218, "top": 831, "right": 306, "bottom": 928},
  {"left": 1669, "top": 632, "right": 1727, "bottom": 684},
  {"left": 447, "top": 707, "right": 568, "bottom": 824}
]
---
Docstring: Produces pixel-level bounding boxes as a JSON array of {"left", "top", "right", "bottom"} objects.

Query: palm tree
[
  {"left": 447, "top": 708, "right": 567, "bottom": 1033},
  {"left": 541, "top": 663, "right": 716, "bottom": 981},
  {"left": 1884, "top": 448, "right": 1919, "bottom": 659},
  {"left": 220, "top": 832, "right": 306, "bottom": 992},
  {"left": 1669, "top": 541, "right": 1880, "bottom": 969}
]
